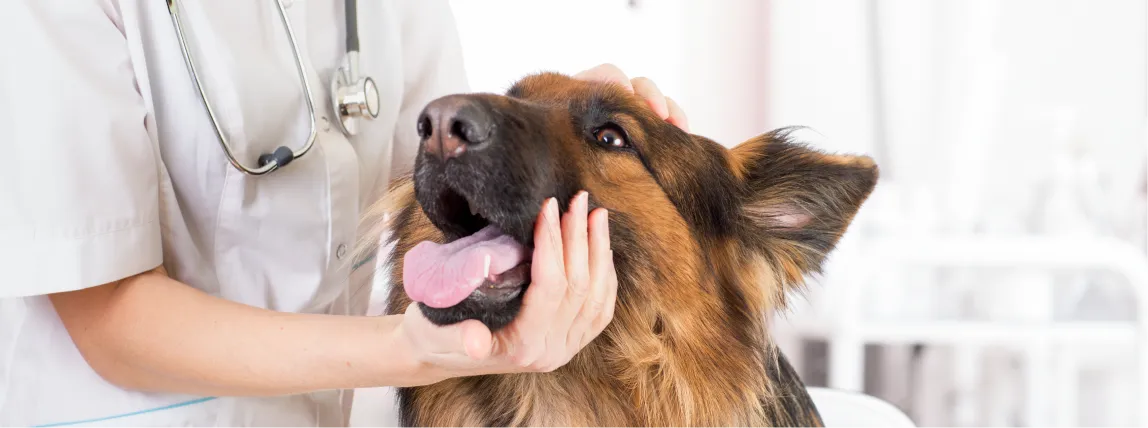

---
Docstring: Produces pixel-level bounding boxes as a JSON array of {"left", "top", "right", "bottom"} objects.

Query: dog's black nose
[{"left": 417, "top": 95, "right": 493, "bottom": 161}]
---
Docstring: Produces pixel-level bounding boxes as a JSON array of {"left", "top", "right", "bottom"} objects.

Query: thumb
[
  {"left": 404, "top": 303, "right": 492, "bottom": 359},
  {"left": 458, "top": 320, "right": 493, "bottom": 360}
]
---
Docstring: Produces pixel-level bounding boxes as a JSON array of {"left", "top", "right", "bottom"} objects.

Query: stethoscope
[{"left": 166, "top": 0, "right": 380, "bottom": 176}]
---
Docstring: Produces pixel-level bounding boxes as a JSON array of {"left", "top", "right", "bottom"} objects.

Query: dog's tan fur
[{"left": 355, "top": 72, "right": 878, "bottom": 426}]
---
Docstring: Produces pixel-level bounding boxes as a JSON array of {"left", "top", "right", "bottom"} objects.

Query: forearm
[{"left": 48, "top": 267, "right": 423, "bottom": 396}]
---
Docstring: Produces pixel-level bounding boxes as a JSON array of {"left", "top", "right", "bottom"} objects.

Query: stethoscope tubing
[{"left": 166, "top": 0, "right": 319, "bottom": 176}]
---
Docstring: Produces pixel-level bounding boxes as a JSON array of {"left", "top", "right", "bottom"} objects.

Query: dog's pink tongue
[{"left": 403, "top": 225, "right": 529, "bottom": 308}]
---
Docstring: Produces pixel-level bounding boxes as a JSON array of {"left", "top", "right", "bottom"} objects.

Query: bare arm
[{"left": 48, "top": 267, "right": 424, "bottom": 397}]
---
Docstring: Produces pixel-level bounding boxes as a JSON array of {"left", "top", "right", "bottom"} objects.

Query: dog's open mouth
[{"left": 403, "top": 186, "right": 533, "bottom": 309}]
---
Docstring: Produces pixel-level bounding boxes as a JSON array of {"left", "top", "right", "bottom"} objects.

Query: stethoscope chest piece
[{"left": 330, "top": 51, "right": 380, "bottom": 136}]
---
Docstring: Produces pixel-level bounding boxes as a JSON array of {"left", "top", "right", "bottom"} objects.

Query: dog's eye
[{"left": 593, "top": 125, "right": 629, "bottom": 149}]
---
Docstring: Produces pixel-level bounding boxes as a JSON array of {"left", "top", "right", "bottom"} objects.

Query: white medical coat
[{"left": 0, "top": 0, "right": 468, "bottom": 425}]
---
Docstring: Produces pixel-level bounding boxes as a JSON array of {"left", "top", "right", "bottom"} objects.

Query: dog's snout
[{"left": 418, "top": 95, "right": 494, "bottom": 161}]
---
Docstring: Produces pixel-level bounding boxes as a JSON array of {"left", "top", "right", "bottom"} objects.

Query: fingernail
[
  {"left": 602, "top": 211, "right": 612, "bottom": 247},
  {"left": 546, "top": 198, "right": 563, "bottom": 253},
  {"left": 578, "top": 191, "right": 589, "bottom": 215},
  {"left": 546, "top": 197, "right": 559, "bottom": 226}
]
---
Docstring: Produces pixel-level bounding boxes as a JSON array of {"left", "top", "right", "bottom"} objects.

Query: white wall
[
  {"left": 448, "top": 0, "right": 770, "bottom": 147},
  {"left": 765, "top": 1, "right": 1148, "bottom": 426}
]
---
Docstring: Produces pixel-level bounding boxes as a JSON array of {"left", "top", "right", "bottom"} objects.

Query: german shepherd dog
[{"left": 360, "top": 72, "right": 878, "bottom": 426}]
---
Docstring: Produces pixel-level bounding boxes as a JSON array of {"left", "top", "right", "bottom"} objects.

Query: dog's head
[{"left": 383, "top": 72, "right": 877, "bottom": 332}]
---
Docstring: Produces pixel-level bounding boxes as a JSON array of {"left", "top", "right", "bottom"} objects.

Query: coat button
[{"left": 336, "top": 244, "right": 347, "bottom": 260}]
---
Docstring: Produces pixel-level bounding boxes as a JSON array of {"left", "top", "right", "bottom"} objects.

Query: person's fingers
[
  {"left": 507, "top": 197, "right": 566, "bottom": 367},
  {"left": 631, "top": 77, "right": 669, "bottom": 120},
  {"left": 552, "top": 192, "right": 591, "bottom": 353},
  {"left": 570, "top": 207, "right": 613, "bottom": 351},
  {"left": 592, "top": 250, "right": 619, "bottom": 341},
  {"left": 575, "top": 65, "right": 686, "bottom": 131},
  {"left": 665, "top": 96, "right": 690, "bottom": 132},
  {"left": 561, "top": 192, "right": 590, "bottom": 303},
  {"left": 573, "top": 63, "right": 634, "bottom": 92}
]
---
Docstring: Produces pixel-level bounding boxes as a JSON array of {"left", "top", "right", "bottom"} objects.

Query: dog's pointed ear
[{"left": 730, "top": 129, "right": 879, "bottom": 284}]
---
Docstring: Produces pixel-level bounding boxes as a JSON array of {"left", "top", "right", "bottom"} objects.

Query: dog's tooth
[
  {"left": 483, "top": 254, "right": 491, "bottom": 278},
  {"left": 469, "top": 200, "right": 479, "bottom": 215}
]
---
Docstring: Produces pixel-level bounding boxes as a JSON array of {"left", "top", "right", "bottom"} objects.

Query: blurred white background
[{"left": 354, "top": 1, "right": 1148, "bottom": 426}]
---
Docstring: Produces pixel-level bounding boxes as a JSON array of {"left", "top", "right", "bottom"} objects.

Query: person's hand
[
  {"left": 573, "top": 63, "right": 690, "bottom": 132},
  {"left": 395, "top": 192, "right": 615, "bottom": 384}
]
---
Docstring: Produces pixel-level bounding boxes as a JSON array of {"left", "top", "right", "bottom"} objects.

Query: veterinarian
[{"left": 0, "top": 1, "right": 689, "bottom": 426}]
